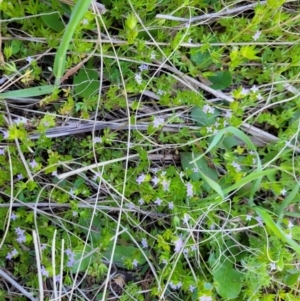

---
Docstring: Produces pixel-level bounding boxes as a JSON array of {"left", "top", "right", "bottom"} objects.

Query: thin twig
[
  {"left": 0, "top": 269, "right": 37, "bottom": 301},
  {"left": 156, "top": 1, "right": 267, "bottom": 24}
]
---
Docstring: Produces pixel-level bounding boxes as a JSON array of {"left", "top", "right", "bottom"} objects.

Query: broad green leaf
[
  {"left": 284, "top": 272, "right": 300, "bottom": 286},
  {"left": 71, "top": 245, "right": 95, "bottom": 273},
  {"left": 41, "top": 12, "right": 64, "bottom": 32},
  {"left": 212, "top": 259, "right": 243, "bottom": 299},
  {"left": 190, "top": 106, "right": 220, "bottom": 126},
  {"left": 208, "top": 71, "right": 232, "bottom": 90},
  {"left": 73, "top": 68, "right": 99, "bottom": 98},
  {"left": 79, "top": 214, "right": 102, "bottom": 244},
  {"left": 103, "top": 243, "right": 149, "bottom": 268}
]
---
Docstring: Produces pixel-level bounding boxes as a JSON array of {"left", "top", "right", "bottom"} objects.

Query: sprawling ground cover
[{"left": 1, "top": 0, "right": 300, "bottom": 300}]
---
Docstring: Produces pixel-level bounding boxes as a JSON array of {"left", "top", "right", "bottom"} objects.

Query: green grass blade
[
  {"left": 276, "top": 184, "right": 300, "bottom": 220},
  {"left": 0, "top": 85, "right": 54, "bottom": 99},
  {"left": 53, "top": 0, "right": 93, "bottom": 86},
  {"left": 254, "top": 206, "right": 300, "bottom": 256},
  {"left": 198, "top": 169, "right": 224, "bottom": 199}
]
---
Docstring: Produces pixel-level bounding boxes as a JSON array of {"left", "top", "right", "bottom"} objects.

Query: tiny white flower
[
  {"left": 11, "top": 249, "right": 18, "bottom": 256},
  {"left": 151, "top": 167, "right": 159, "bottom": 174},
  {"left": 29, "top": 159, "right": 38, "bottom": 169},
  {"left": 192, "top": 167, "right": 198, "bottom": 173},
  {"left": 253, "top": 30, "right": 261, "bottom": 41},
  {"left": 286, "top": 232, "right": 292, "bottom": 239},
  {"left": 162, "top": 178, "right": 170, "bottom": 191},
  {"left": 213, "top": 129, "right": 218, "bottom": 134},
  {"left": 150, "top": 52, "right": 156, "bottom": 60},
  {"left": 41, "top": 244, "right": 47, "bottom": 251},
  {"left": 132, "top": 259, "right": 138, "bottom": 267},
  {"left": 250, "top": 85, "right": 259, "bottom": 93},
  {"left": 16, "top": 174, "right": 24, "bottom": 181},
  {"left": 174, "top": 237, "right": 184, "bottom": 253},
  {"left": 168, "top": 202, "right": 174, "bottom": 210},
  {"left": 136, "top": 174, "right": 146, "bottom": 185},
  {"left": 153, "top": 116, "right": 164, "bottom": 128},
  {"left": 141, "top": 238, "right": 148, "bottom": 248},
  {"left": 126, "top": 203, "right": 135, "bottom": 210},
  {"left": 14, "top": 117, "right": 27, "bottom": 125},
  {"left": 223, "top": 120, "right": 228, "bottom": 127},
  {"left": 186, "top": 182, "right": 193, "bottom": 197},
  {"left": 206, "top": 126, "right": 213, "bottom": 133},
  {"left": 138, "top": 198, "right": 145, "bottom": 205},
  {"left": 1, "top": 130, "right": 9, "bottom": 139},
  {"left": 288, "top": 220, "right": 294, "bottom": 229},
  {"left": 203, "top": 104, "right": 214, "bottom": 114},
  {"left": 72, "top": 211, "right": 78, "bottom": 217},
  {"left": 246, "top": 215, "right": 252, "bottom": 221},
  {"left": 26, "top": 56, "right": 33, "bottom": 64},
  {"left": 0, "top": 148, "right": 5, "bottom": 155},
  {"left": 280, "top": 188, "right": 287, "bottom": 196},
  {"left": 241, "top": 87, "right": 250, "bottom": 96},
  {"left": 214, "top": 121, "right": 220, "bottom": 127},
  {"left": 157, "top": 89, "right": 165, "bottom": 96},
  {"left": 269, "top": 262, "right": 276, "bottom": 271},
  {"left": 10, "top": 213, "right": 17, "bottom": 220},
  {"left": 185, "top": 22, "right": 190, "bottom": 28},
  {"left": 189, "top": 285, "right": 196, "bottom": 292},
  {"left": 151, "top": 176, "right": 159, "bottom": 186},
  {"left": 135, "top": 73, "right": 142, "bottom": 85},
  {"left": 179, "top": 171, "right": 185, "bottom": 178},
  {"left": 255, "top": 216, "right": 263, "bottom": 226},
  {"left": 52, "top": 171, "right": 58, "bottom": 177},
  {"left": 256, "top": 93, "right": 263, "bottom": 100},
  {"left": 225, "top": 110, "right": 232, "bottom": 118},
  {"left": 154, "top": 197, "right": 162, "bottom": 206},
  {"left": 82, "top": 18, "right": 89, "bottom": 25},
  {"left": 183, "top": 248, "right": 189, "bottom": 255},
  {"left": 162, "top": 259, "right": 168, "bottom": 265},
  {"left": 231, "top": 161, "right": 242, "bottom": 172},
  {"left": 176, "top": 281, "right": 183, "bottom": 289},
  {"left": 138, "top": 64, "right": 148, "bottom": 71},
  {"left": 249, "top": 150, "right": 255, "bottom": 155},
  {"left": 183, "top": 214, "right": 190, "bottom": 224},
  {"left": 93, "top": 137, "right": 102, "bottom": 144},
  {"left": 190, "top": 245, "right": 197, "bottom": 251}
]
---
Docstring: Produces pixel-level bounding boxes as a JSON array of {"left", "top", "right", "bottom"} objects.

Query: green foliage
[{"left": 1, "top": 0, "right": 300, "bottom": 300}]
